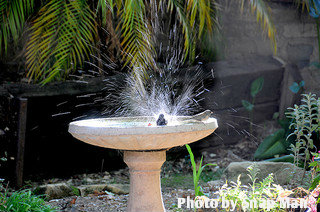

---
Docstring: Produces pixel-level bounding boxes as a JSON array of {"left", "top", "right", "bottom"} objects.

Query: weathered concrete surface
[
  {"left": 124, "top": 151, "right": 166, "bottom": 212},
  {"left": 0, "top": 75, "right": 126, "bottom": 97},
  {"left": 204, "top": 56, "right": 284, "bottom": 110},
  {"left": 224, "top": 161, "right": 306, "bottom": 185},
  {"left": 218, "top": 0, "right": 318, "bottom": 65},
  {"left": 35, "top": 183, "right": 74, "bottom": 200},
  {"left": 78, "top": 183, "right": 130, "bottom": 196},
  {"left": 201, "top": 56, "right": 283, "bottom": 145}
]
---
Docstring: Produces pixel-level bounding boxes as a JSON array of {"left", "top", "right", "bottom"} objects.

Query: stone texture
[
  {"left": 287, "top": 44, "right": 314, "bottom": 68},
  {"left": 35, "top": 183, "right": 74, "bottom": 200},
  {"left": 218, "top": 0, "right": 317, "bottom": 63},
  {"left": 124, "top": 151, "right": 166, "bottom": 212},
  {"left": 78, "top": 183, "right": 129, "bottom": 196},
  {"left": 204, "top": 56, "right": 284, "bottom": 110},
  {"left": 283, "top": 24, "right": 317, "bottom": 38},
  {"left": 224, "top": 161, "right": 306, "bottom": 185},
  {"left": 68, "top": 116, "right": 218, "bottom": 151},
  {"left": 105, "top": 184, "right": 130, "bottom": 195}
]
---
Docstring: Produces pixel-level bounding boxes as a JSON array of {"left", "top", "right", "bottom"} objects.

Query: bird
[
  {"left": 156, "top": 114, "right": 167, "bottom": 126},
  {"left": 180, "top": 110, "right": 213, "bottom": 122}
]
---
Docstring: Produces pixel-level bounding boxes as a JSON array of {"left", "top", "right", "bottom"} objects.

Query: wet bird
[{"left": 156, "top": 114, "right": 167, "bottom": 126}]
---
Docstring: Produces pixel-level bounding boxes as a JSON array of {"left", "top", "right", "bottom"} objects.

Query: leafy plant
[
  {"left": 254, "top": 118, "right": 296, "bottom": 160},
  {"left": 218, "top": 165, "right": 284, "bottom": 212},
  {"left": 185, "top": 144, "right": 216, "bottom": 198},
  {"left": 254, "top": 129, "right": 288, "bottom": 160},
  {"left": 289, "top": 81, "right": 305, "bottom": 94},
  {"left": 242, "top": 77, "right": 264, "bottom": 135},
  {"left": 309, "top": 151, "right": 320, "bottom": 190},
  {"left": 286, "top": 93, "right": 320, "bottom": 181},
  {"left": 26, "top": 0, "right": 97, "bottom": 84},
  {"left": 0, "top": 0, "right": 34, "bottom": 57},
  {"left": 0, "top": 189, "right": 56, "bottom": 211}
]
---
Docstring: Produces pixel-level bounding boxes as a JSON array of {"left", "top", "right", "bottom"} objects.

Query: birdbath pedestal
[{"left": 68, "top": 116, "right": 218, "bottom": 212}]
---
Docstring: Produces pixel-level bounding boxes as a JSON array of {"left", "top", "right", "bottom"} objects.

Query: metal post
[{"left": 16, "top": 97, "right": 28, "bottom": 188}]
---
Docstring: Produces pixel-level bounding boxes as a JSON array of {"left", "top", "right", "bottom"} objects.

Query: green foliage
[
  {"left": 0, "top": 0, "right": 34, "bottom": 56},
  {"left": 26, "top": 0, "right": 97, "bottom": 84},
  {"left": 254, "top": 117, "right": 297, "bottom": 161},
  {"left": 242, "top": 100, "right": 254, "bottom": 112},
  {"left": 265, "top": 155, "right": 295, "bottom": 163},
  {"left": 0, "top": 189, "right": 56, "bottom": 211},
  {"left": 250, "top": 77, "right": 264, "bottom": 98},
  {"left": 309, "top": 151, "right": 320, "bottom": 190},
  {"left": 289, "top": 81, "right": 305, "bottom": 94},
  {"left": 70, "top": 185, "right": 80, "bottom": 196},
  {"left": 219, "top": 165, "right": 284, "bottom": 212},
  {"left": 242, "top": 77, "right": 264, "bottom": 112},
  {"left": 286, "top": 93, "right": 319, "bottom": 169},
  {"left": 185, "top": 144, "right": 216, "bottom": 198},
  {"left": 254, "top": 129, "right": 288, "bottom": 160},
  {"left": 242, "top": 77, "right": 264, "bottom": 135}
]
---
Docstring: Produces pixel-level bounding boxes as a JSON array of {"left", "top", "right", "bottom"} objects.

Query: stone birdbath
[{"left": 68, "top": 115, "right": 218, "bottom": 212}]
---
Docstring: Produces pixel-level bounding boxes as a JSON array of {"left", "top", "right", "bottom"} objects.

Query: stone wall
[
  {"left": 199, "top": 0, "right": 319, "bottom": 148},
  {"left": 218, "top": 0, "right": 317, "bottom": 65}
]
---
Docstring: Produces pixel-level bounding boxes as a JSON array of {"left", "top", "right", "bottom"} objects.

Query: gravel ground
[{"left": 47, "top": 182, "right": 224, "bottom": 212}]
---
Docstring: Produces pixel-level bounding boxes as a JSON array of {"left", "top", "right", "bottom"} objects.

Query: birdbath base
[{"left": 124, "top": 150, "right": 166, "bottom": 212}]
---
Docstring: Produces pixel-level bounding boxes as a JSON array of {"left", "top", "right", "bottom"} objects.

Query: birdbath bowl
[{"left": 68, "top": 116, "right": 218, "bottom": 212}]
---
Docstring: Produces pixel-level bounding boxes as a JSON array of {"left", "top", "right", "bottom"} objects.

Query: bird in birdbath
[{"left": 156, "top": 114, "right": 167, "bottom": 126}]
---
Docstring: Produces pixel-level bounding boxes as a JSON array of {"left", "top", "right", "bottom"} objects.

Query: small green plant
[
  {"left": 219, "top": 165, "right": 284, "bottom": 212},
  {"left": 70, "top": 185, "right": 80, "bottom": 196},
  {"left": 242, "top": 77, "right": 264, "bottom": 135},
  {"left": 0, "top": 189, "right": 56, "bottom": 211},
  {"left": 185, "top": 144, "right": 216, "bottom": 198},
  {"left": 286, "top": 93, "right": 320, "bottom": 181},
  {"left": 309, "top": 151, "right": 320, "bottom": 190},
  {"left": 254, "top": 118, "right": 297, "bottom": 161},
  {"left": 289, "top": 81, "right": 305, "bottom": 94}
]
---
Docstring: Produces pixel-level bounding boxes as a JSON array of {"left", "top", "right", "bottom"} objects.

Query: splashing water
[{"left": 102, "top": 64, "right": 211, "bottom": 119}]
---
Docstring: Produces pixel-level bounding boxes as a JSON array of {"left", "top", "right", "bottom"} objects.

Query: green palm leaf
[
  {"left": 119, "top": 0, "right": 155, "bottom": 74},
  {"left": 0, "top": 0, "right": 34, "bottom": 56},
  {"left": 167, "top": 0, "right": 219, "bottom": 61},
  {"left": 26, "top": 0, "right": 97, "bottom": 84}
]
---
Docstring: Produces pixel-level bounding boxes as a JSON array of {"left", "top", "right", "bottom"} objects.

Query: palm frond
[
  {"left": 0, "top": 0, "right": 34, "bottom": 56},
  {"left": 167, "top": 0, "right": 192, "bottom": 60},
  {"left": 97, "top": 0, "right": 114, "bottom": 25},
  {"left": 118, "top": 0, "right": 155, "bottom": 74},
  {"left": 26, "top": 0, "right": 97, "bottom": 84},
  {"left": 243, "top": 0, "right": 277, "bottom": 53},
  {"left": 167, "top": 0, "right": 219, "bottom": 61}
]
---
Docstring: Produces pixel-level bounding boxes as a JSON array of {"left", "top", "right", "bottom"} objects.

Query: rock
[
  {"left": 84, "top": 177, "right": 94, "bottom": 184},
  {"left": 224, "top": 161, "right": 305, "bottom": 185},
  {"left": 207, "top": 180, "right": 224, "bottom": 189},
  {"left": 34, "top": 183, "right": 74, "bottom": 200},
  {"left": 78, "top": 183, "right": 130, "bottom": 196},
  {"left": 0, "top": 129, "right": 4, "bottom": 136},
  {"left": 105, "top": 184, "right": 130, "bottom": 195},
  {"left": 78, "top": 184, "right": 107, "bottom": 196}
]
